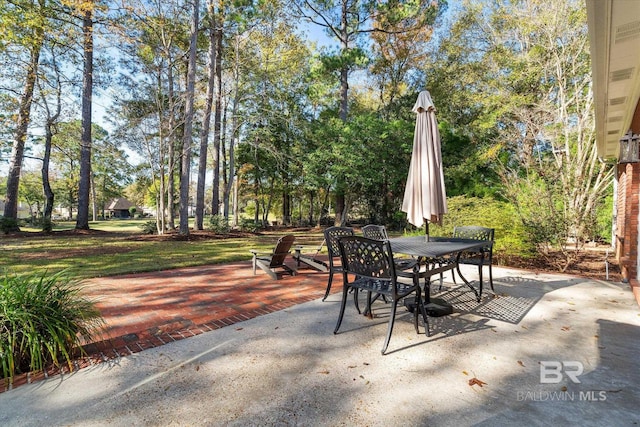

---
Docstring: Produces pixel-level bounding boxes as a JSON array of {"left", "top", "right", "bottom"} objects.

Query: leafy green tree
[
  {"left": 50, "top": 121, "right": 125, "bottom": 220},
  {"left": 426, "top": 0, "right": 613, "bottom": 268},
  {"left": 17, "top": 171, "right": 44, "bottom": 221},
  {"left": 233, "top": 5, "right": 312, "bottom": 226},
  {"left": 92, "top": 136, "right": 132, "bottom": 219},
  {"left": 109, "top": 0, "right": 193, "bottom": 233},
  {"left": 295, "top": 0, "right": 446, "bottom": 225}
]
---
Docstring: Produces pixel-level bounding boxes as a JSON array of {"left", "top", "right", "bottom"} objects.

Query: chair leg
[
  {"left": 488, "top": 264, "right": 494, "bottom": 291},
  {"left": 478, "top": 264, "right": 483, "bottom": 300},
  {"left": 323, "top": 271, "right": 334, "bottom": 301},
  {"left": 266, "top": 268, "right": 278, "bottom": 280},
  {"left": 381, "top": 301, "right": 398, "bottom": 355},
  {"left": 413, "top": 294, "right": 420, "bottom": 334},
  {"left": 419, "top": 294, "right": 430, "bottom": 337},
  {"left": 365, "top": 291, "right": 373, "bottom": 318},
  {"left": 333, "top": 284, "right": 350, "bottom": 334},
  {"left": 255, "top": 259, "right": 278, "bottom": 280},
  {"left": 282, "top": 265, "right": 297, "bottom": 277}
]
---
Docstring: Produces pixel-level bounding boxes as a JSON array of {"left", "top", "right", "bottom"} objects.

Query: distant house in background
[{"left": 104, "top": 198, "right": 141, "bottom": 218}]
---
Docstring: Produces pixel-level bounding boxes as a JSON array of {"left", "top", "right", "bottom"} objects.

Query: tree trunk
[
  {"left": 334, "top": 5, "right": 349, "bottom": 226},
  {"left": 178, "top": 0, "right": 199, "bottom": 235},
  {"left": 167, "top": 65, "right": 177, "bottom": 231},
  {"left": 224, "top": 35, "right": 241, "bottom": 220},
  {"left": 76, "top": 3, "right": 94, "bottom": 230},
  {"left": 282, "top": 183, "right": 291, "bottom": 226},
  {"left": 264, "top": 176, "right": 275, "bottom": 226},
  {"left": 195, "top": 3, "right": 217, "bottom": 230},
  {"left": 42, "top": 122, "right": 55, "bottom": 225},
  {"left": 232, "top": 177, "right": 239, "bottom": 227},
  {"left": 211, "top": 25, "right": 223, "bottom": 215},
  {"left": 317, "top": 185, "right": 331, "bottom": 227},
  {"left": 39, "top": 48, "right": 63, "bottom": 231},
  {"left": 90, "top": 172, "right": 97, "bottom": 221},
  {"left": 155, "top": 68, "right": 167, "bottom": 235},
  {"left": 221, "top": 97, "right": 228, "bottom": 216},
  {"left": 308, "top": 191, "right": 314, "bottom": 225},
  {"left": 4, "top": 24, "right": 44, "bottom": 227}
]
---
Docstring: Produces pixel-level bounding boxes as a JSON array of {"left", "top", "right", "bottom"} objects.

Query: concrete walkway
[{"left": 1, "top": 266, "right": 639, "bottom": 426}]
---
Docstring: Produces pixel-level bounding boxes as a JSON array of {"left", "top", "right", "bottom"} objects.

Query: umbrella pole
[{"left": 422, "top": 219, "right": 454, "bottom": 317}]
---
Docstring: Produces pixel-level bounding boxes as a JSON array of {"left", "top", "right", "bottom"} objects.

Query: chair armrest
[
  {"left": 250, "top": 249, "right": 274, "bottom": 258},
  {"left": 293, "top": 244, "right": 324, "bottom": 257}
]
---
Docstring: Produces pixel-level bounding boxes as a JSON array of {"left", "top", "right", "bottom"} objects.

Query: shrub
[
  {"left": 26, "top": 216, "right": 53, "bottom": 232},
  {"left": 42, "top": 217, "right": 53, "bottom": 232},
  {"left": 139, "top": 220, "right": 158, "bottom": 234},
  {"left": 0, "top": 271, "right": 104, "bottom": 385},
  {"left": 207, "top": 214, "right": 230, "bottom": 233},
  {"left": 0, "top": 217, "right": 20, "bottom": 234},
  {"left": 420, "top": 195, "right": 535, "bottom": 264},
  {"left": 238, "top": 218, "right": 260, "bottom": 233}
]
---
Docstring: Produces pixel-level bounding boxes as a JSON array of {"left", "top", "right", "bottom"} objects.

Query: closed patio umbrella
[
  {"left": 401, "top": 90, "right": 452, "bottom": 316},
  {"left": 401, "top": 90, "right": 447, "bottom": 235}
]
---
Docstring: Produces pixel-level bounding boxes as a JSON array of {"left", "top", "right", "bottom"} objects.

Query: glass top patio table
[
  {"left": 388, "top": 235, "right": 490, "bottom": 302},
  {"left": 388, "top": 235, "right": 488, "bottom": 259}
]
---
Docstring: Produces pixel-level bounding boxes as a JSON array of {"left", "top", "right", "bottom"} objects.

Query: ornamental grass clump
[{"left": 0, "top": 271, "right": 104, "bottom": 386}]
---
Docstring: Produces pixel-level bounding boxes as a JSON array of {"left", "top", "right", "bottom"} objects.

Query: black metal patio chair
[
  {"left": 322, "top": 226, "right": 354, "bottom": 301},
  {"left": 334, "top": 236, "right": 428, "bottom": 355},
  {"left": 451, "top": 226, "right": 495, "bottom": 292}
]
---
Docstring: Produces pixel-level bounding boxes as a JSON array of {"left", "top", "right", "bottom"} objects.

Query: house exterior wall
[
  {"left": 615, "top": 100, "right": 640, "bottom": 305},
  {"left": 616, "top": 162, "right": 640, "bottom": 281}
]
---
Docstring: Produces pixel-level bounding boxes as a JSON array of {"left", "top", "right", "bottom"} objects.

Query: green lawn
[
  {"left": 2, "top": 220, "right": 327, "bottom": 279},
  {"left": 20, "top": 218, "right": 184, "bottom": 233}
]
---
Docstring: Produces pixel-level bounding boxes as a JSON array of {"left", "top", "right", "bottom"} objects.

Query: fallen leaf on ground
[
  {"left": 468, "top": 378, "right": 487, "bottom": 387},
  {"left": 561, "top": 326, "right": 570, "bottom": 331},
  {"left": 517, "top": 360, "right": 525, "bottom": 367},
  {"left": 462, "top": 371, "right": 468, "bottom": 376},
  {"left": 318, "top": 370, "right": 330, "bottom": 374}
]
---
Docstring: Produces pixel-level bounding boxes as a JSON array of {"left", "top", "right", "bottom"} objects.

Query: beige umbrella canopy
[{"left": 401, "top": 90, "right": 448, "bottom": 231}]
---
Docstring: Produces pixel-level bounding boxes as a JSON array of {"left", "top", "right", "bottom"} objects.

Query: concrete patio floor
[{"left": 1, "top": 264, "right": 639, "bottom": 426}]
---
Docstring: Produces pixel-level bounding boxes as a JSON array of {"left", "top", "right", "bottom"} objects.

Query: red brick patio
[{"left": 5, "top": 259, "right": 331, "bottom": 391}]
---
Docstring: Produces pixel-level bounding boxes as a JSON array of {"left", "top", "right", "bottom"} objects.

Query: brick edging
[{"left": 1, "top": 293, "right": 322, "bottom": 393}]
